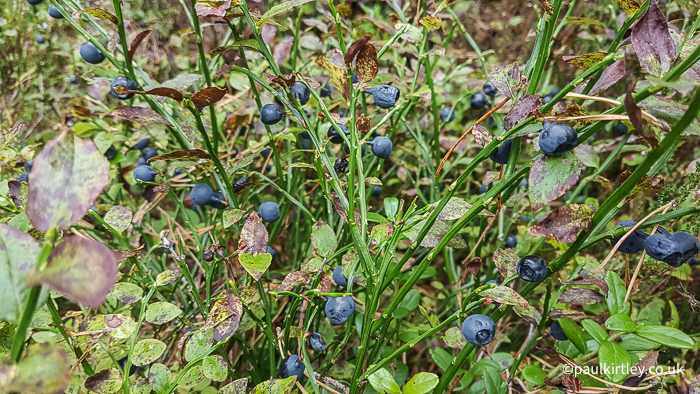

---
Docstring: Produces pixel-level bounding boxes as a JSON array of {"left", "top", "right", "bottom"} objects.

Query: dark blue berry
[
  {"left": 289, "top": 82, "right": 310, "bottom": 105},
  {"left": 440, "top": 107, "right": 456, "bottom": 122},
  {"left": 267, "top": 246, "right": 277, "bottom": 260},
  {"left": 24, "top": 159, "right": 34, "bottom": 173},
  {"left": 133, "top": 165, "right": 157, "bottom": 183},
  {"left": 70, "top": 75, "right": 79, "bottom": 84},
  {"left": 27, "top": 0, "right": 43, "bottom": 4},
  {"left": 132, "top": 138, "right": 150, "bottom": 151},
  {"left": 489, "top": 138, "right": 512, "bottom": 164},
  {"left": 308, "top": 333, "right": 326, "bottom": 352},
  {"left": 369, "top": 136, "right": 393, "bottom": 159},
  {"left": 461, "top": 314, "right": 495, "bottom": 346},
  {"left": 80, "top": 42, "right": 106, "bottom": 64},
  {"left": 505, "top": 235, "right": 517, "bottom": 249},
  {"left": 517, "top": 255, "right": 548, "bottom": 282},
  {"left": 279, "top": 355, "right": 305, "bottom": 380},
  {"left": 611, "top": 221, "right": 646, "bottom": 254},
  {"left": 550, "top": 321, "right": 568, "bottom": 341},
  {"left": 110, "top": 76, "right": 137, "bottom": 100},
  {"left": 372, "top": 186, "right": 382, "bottom": 197},
  {"left": 209, "top": 190, "right": 227, "bottom": 209},
  {"left": 258, "top": 201, "right": 281, "bottom": 223},
  {"left": 333, "top": 266, "right": 347, "bottom": 287},
  {"left": 614, "top": 122, "right": 628, "bottom": 135},
  {"left": 260, "top": 104, "right": 283, "bottom": 125},
  {"left": 483, "top": 82, "right": 498, "bottom": 97},
  {"left": 16, "top": 173, "right": 28, "bottom": 182},
  {"left": 542, "top": 95, "right": 553, "bottom": 105},
  {"left": 36, "top": 35, "right": 45, "bottom": 44},
  {"left": 325, "top": 296, "right": 355, "bottom": 324},
  {"left": 141, "top": 147, "right": 157, "bottom": 161},
  {"left": 539, "top": 121, "right": 577, "bottom": 156},
  {"left": 48, "top": 4, "right": 64, "bottom": 18},
  {"left": 470, "top": 92, "right": 489, "bottom": 110},
  {"left": 190, "top": 184, "right": 213, "bottom": 206},
  {"left": 327, "top": 123, "right": 350, "bottom": 144},
  {"left": 233, "top": 177, "right": 248, "bottom": 189},
  {"left": 320, "top": 82, "right": 334, "bottom": 98},
  {"left": 366, "top": 85, "right": 400, "bottom": 109},
  {"left": 104, "top": 145, "right": 117, "bottom": 160}
]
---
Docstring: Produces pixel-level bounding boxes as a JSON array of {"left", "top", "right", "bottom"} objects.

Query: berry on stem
[{"left": 461, "top": 314, "right": 495, "bottom": 346}]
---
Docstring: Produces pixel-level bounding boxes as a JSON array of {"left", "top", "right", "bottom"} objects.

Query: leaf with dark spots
[
  {"left": 256, "top": 0, "right": 314, "bottom": 28},
  {"left": 538, "top": 0, "right": 554, "bottom": 14},
  {"left": 563, "top": 52, "right": 607, "bottom": 69},
  {"left": 26, "top": 236, "right": 117, "bottom": 308},
  {"left": 614, "top": 0, "right": 643, "bottom": 15},
  {"left": 148, "top": 149, "right": 211, "bottom": 162},
  {"left": 7, "top": 180, "right": 27, "bottom": 209},
  {"left": 128, "top": 30, "right": 152, "bottom": 62},
  {"left": 576, "top": 59, "right": 626, "bottom": 95},
  {"left": 356, "top": 114, "right": 371, "bottom": 134},
  {"left": 71, "top": 105, "right": 93, "bottom": 119},
  {"left": 553, "top": 103, "right": 593, "bottom": 127},
  {"left": 195, "top": 0, "right": 236, "bottom": 17},
  {"left": 263, "top": 72, "right": 297, "bottom": 90},
  {"left": 104, "top": 205, "right": 132, "bottom": 233},
  {"left": 625, "top": 88, "right": 658, "bottom": 148},
  {"left": 26, "top": 131, "right": 110, "bottom": 231},
  {"left": 0, "top": 343, "right": 71, "bottom": 394},
  {"left": 529, "top": 204, "right": 596, "bottom": 243},
  {"left": 205, "top": 290, "right": 243, "bottom": 341},
  {"left": 0, "top": 224, "right": 41, "bottom": 323},
  {"left": 85, "top": 368, "right": 122, "bottom": 393},
  {"left": 218, "top": 378, "right": 249, "bottom": 394},
  {"left": 487, "top": 62, "right": 521, "bottom": 99},
  {"left": 631, "top": 1, "right": 676, "bottom": 77},
  {"left": 548, "top": 309, "right": 587, "bottom": 320},
  {"left": 113, "top": 249, "right": 141, "bottom": 265},
  {"left": 493, "top": 248, "right": 519, "bottom": 278},
  {"left": 529, "top": 152, "right": 584, "bottom": 211},
  {"left": 330, "top": 192, "right": 360, "bottom": 223},
  {"left": 356, "top": 43, "right": 378, "bottom": 83},
  {"left": 566, "top": 278, "right": 609, "bottom": 294},
  {"left": 79, "top": 7, "right": 118, "bottom": 24},
  {"left": 191, "top": 87, "right": 227, "bottom": 110},
  {"left": 559, "top": 288, "right": 605, "bottom": 305},
  {"left": 155, "top": 267, "right": 182, "bottom": 286},
  {"left": 344, "top": 35, "right": 372, "bottom": 66},
  {"left": 472, "top": 125, "right": 493, "bottom": 147},
  {"left": 466, "top": 257, "right": 481, "bottom": 279},
  {"left": 317, "top": 272, "right": 332, "bottom": 295},
  {"left": 639, "top": 95, "right": 700, "bottom": 135},
  {"left": 479, "top": 285, "right": 541, "bottom": 325},
  {"left": 618, "top": 171, "right": 664, "bottom": 203},
  {"left": 418, "top": 15, "right": 442, "bottom": 29},
  {"left": 504, "top": 95, "right": 542, "bottom": 130},
  {"left": 277, "top": 271, "right": 310, "bottom": 300},
  {"left": 404, "top": 219, "right": 468, "bottom": 249},
  {"left": 108, "top": 107, "right": 170, "bottom": 126},
  {"left": 316, "top": 57, "right": 350, "bottom": 102}
]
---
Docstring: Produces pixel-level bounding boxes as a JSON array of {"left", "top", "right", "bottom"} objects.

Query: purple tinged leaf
[
  {"left": 493, "top": 248, "right": 520, "bottom": 278},
  {"left": 529, "top": 204, "right": 596, "bottom": 243},
  {"left": 631, "top": 1, "right": 677, "bottom": 77},
  {"left": 504, "top": 95, "right": 543, "bottom": 130},
  {"left": 0, "top": 224, "right": 41, "bottom": 322},
  {"left": 528, "top": 152, "right": 584, "bottom": 211},
  {"left": 487, "top": 62, "right": 521, "bottom": 99},
  {"left": 26, "top": 132, "right": 110, "bottom": 231}
]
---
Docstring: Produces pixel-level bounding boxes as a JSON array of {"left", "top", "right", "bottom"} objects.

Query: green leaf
[
  {"left": 155, "top": 267, "right": 182, "bottom": 287},
  {"left": 521, "top": 365, "right": 546, "bottom": 385},
  {"left": 597, "top": 341, "right": 631, "bottom": 383},
  {"left": 605, "top": 314, "right": 638, "bottom": 332},
  {"left": 403, "top": 372, "right": 439, "bottom": 394},
  {"left": 483, "top": 371, "right": 504, "bottom": 394},
  {"left": 26, "top": 131, "right": 110, "bottom": 231},
  {"left": 311, "top": 221, "right": 337, "bottom": 256},
  {"left": 202, "top": 355, "right": 228, "bottom": 382},
  {"left": 184, "top": 328, "right": 214, "bottom": 362},
  {"left": 384, "top": 198, "right": 399, "bottom": 220},
  {"left": 178, "top": 365, "right": 205, "bottom": 390},
  {"left": 107, "top": 282, "right": 143, "bottom": 305},
  {"left": 443, "top": 327, "right": 467, "bottom": 349},
  {"left": 558, "top": 319, "right": 588, "bottom": 354},
  {"left": 400, "top": 289, "right": 421, "bottom": 312},
  {"left": 223, "top": 208, "right": 244, "bottom": 228},
  {"left": 26, "top": 236, "right": 117, "bottom": 308},
  {"left": 132, "top": 339, "right": 166, "bottom": 366},
  {"left": 0, "top": 224, "right": 41, "bottom": 323},
  {"left": 211, "top": 40, "right": 262, "bottom": 56},
  {"left": 251, "top": 376, "right": 297, "bottom": 393},
  {"left": 367, "top": 367, "right": 401, "bottom": 394},
  {"left": 605, "top": 271, "right": 630, "bottom": 315},
  {"left": 581, "top": 319, "right": 608, "bottom": 343},
  {"left": 256, "top": 0, "right": 314, "bottom": 28},
  {"left": 239, "top": 252, "right": 272, "bottom": 281},
  {"left": 492, "top": 248, "right": 519, "bottom": 278},
  {"left": 429, "top": 347, "right": 452, "bottom": 372},
  {"left": 85, "top": 368, "right": 122, "bottom": 394},
  {"left": 528, "top": 152, "right": 584, "bottom": 211},
  {"left": 218, "top": 378, "right": 248, "bottom": 394},
  {"left": 0, "top": 342, "right": 71, "bottom": 393},
  {"left": 635, "top": 325, "right": 694, "bottom": 349},
  {"left": 149, "top": 363, "right": 170, "bottom": 394},
  {"left": 145, "top": 301, "right": 183, "bottom": 324},
  {"left": 619, "top": 334, "right": 661, "bottom": 351}
]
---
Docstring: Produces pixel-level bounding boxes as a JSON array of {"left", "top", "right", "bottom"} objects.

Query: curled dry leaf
[
  {"left": 108, "top": 107, "right": 170, "bottom": 126},
  {"left": 128, "top": 30, "right": 152, "bottom": 62},
  {"left": 356, "top": 43, "right": 378, "bottom": 82},
  {"left": 356, "top": 114, "right": 371, "bottom": 134},
  {"left": 624, "top": 87, "right": 658, "bottom": 148},
  {"left": 191, "top": 87, "right": 227, "bottom": 110},
  {"left": 316, "top": 57, "right": 350, "bottom": 102},
  {"left": 80, "top": 8, "right": 118, "bottom": 24},
  {"left": 147, "top": 149, "right": 211, "bottom": 162},
  {"left": 344, "top": 35, "right": 372, "bottom": 66},
  {"left": 562, "top": 52, "right": 607, "bottom": 69}
]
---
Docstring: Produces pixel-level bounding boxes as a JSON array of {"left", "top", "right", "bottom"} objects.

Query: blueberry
[
  {"left": 538, "top": 121, "right": 578, "bottom": 156},
  {"left": 369, "top": 136, "right": 393, "bottom": 159},
  {"left": 104, "top": 145, "right": 117, "bottom": 160},
  {"left": 549, "top": 88, "right": 561, "bottom": 97},
  {"left": 611, "top": 221, "right": 646, "bottom": 254},
  {"left": 542, "top": 95, "right": 553, "bottom": 105},
  {"left": 485, "top": 279, "right": 501, "bottom": 286},
  {"left": 483, "top": 82, "right": 498, "bottom": 97},
  {"left": 519, "top": 214, "right": 532, "bottom": 223},
  {"left": 372, "top": 186, "right": 382, "bottom": 197},
  {"left": 517, "top": 179, "right": 529, "bottom": 191},
  {"left": 614, "top": 122, "right": 628, "bottom": 135},
  {"left": 48, "top": 4, "right": 64, "bottom": 18},
  {"left": 461, "top": 314, "right": 495, "bottom": 346},
  {"left": 133, "top": 165, "right": 157, "bottom": 183},
  {"left": 279, "top": 355, "right": 305, "bottom": 380},
  {"left": 300, "top": 138, "right": 312, "bottom": 150},
  {"left": 69, "top": 75, "right": 79, "bottom": 84},
  {"left": 489, "top": 138, "right": 513, "bottom": 164},
  {"left": 320, "top": 82, "right": 334, "bottom": 98},
  {"left": 505, "top": 235, "right": 517, "bottom": 249},
  {"left": 141, "top": 147, "right": 158, "bottom": 161},
  {"left": 479, "top": 184, "right": 488, "bottom": 194},
  {"left": 233, "top": 177, "right": 248, "bottom": 189},
  {"left": 36, "top": 35, "right": 45, "bottom": 44},
  {"left": 289, "top": 82, "right": 310, "bottom": 105},
  {"left": 132, "top": 138, "right": 150, "bottom": 151},
  {"left": 671, "top": 231, "right": 700, "bottom": 264},
  {"left": 327, "top": 123, "right": 350, "bottom": 144},
  {"left": 140, "top": 21, "right": 147, "bottom": 28},
  {"left": 352, "top": 71, "right": 358, "bottom": 84},
  {"left": 27, "top": 0, "right": 43, "bottom": 4},
  {"left": 470, "top": 92, "right": 489, "bottom": 110},
  {"left": 267, "top": 246, "right": 277, "bottom": 260},
  {"left": 173, "top": 168, "right": 185, "bottom": 177},
  {"left": 80, "top": 42, "right": 106, "bottom": 64},
  {"left": 261, "top": 147, "right": 272, "bottom": 159},
  {"left": 260, "top": 104, "right": 284, "bottom": 125},
  {"left": 308, "top": 333, "right": 326, "bottom": 352},
  {"left": 190, "top": 183, "right": 213, "bottom": 206},
  {"left": 439, "top": 107, "right": 456, "bottom": 122},
  {"left": 333, "top": 266, "right": 347, "bottom": 287},
  {"left": 110, "top": 76, "right": 137, "bottom": 100},
  {"left": 24, "top": 159, "right": 34, "bottom": 173},
  {"left": 690, "top": 257, "right": 700, "bottom": 266},
  {"left": 516, "top": 255, "right": 548, "bottom": 282},
  {"left": 550, "top": 321, "right": 568, "bottom": 341},
  {"left": 209, "top": 190, "right": 227, "bottom": 209},
  {"left": 325, "top": 296, "right": 355, "bottom": 324},
  {"left": 16, "top": 173, "right": 29, "bottom": 182},
  {"left": 334, "top": 157, "right": 348, "bottom": 174},
  {"left": 118, "top": 357, "right": 138, "bottom": 376},
  {"left": 366, "top": 85, "right": 400, "bottom": 109},
  {"left": 258, "top": 201, "right": 281, "bottom": 223},
  {"left": 136, "top": 156, "right": 147, "bottom": 166}
]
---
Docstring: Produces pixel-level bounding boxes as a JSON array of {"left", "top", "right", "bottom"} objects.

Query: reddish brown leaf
[
  {"left": 472, "top": 125, "right": 493, "bottom": 147},
  {"left": 329, "top": 192, "right": 360, "bottom": 223},
  {"left": 493, "top": 248, "right": 519, "bottom": 278},
  {"left": 504, "top": 94, "right": 542, "bottom": 130},
  {"left": 263, "top": 73, "right": 297, "bottom": 90},
  {"left": 356, "top": 114, "right": 371, "bottom": 134},
  {"left": 548, "top": 309, "right": 587, "bottom": 320},
  {"left": 316, "top": 57, "right": 350, "bottom": 102},
  {"left": 191, "top": 87, "right": 227, "bottom": 110},
  {"left": 576, "top": 59, "right": 626, "bottom": 95},
  {"left": 273, "top": 37, "right": 295, "bottom": 65},
  {"left": 108, "top": 107, "right": 170, "bottom": 126},
  {"left": 559, "top": 288, "right": 605, "bottom": 305},
  {"left": 624, "top": 87, "right": 658, "bottom": 148},
  {"left": 128, "top": 30, "right": 152, "bottom": 62},
  {"left": 631, "top": 1, "right": 677, "bottom": 77},
  {"left": 529, "top": 204, "right": 596, "bottom": 243},
  {"left": 529, "top": 153, "right": 584, "bottom": 211},
  {"left": 147, "top": 149, "right": 211, "bottom": 162},
  {"left": 204, "top": 289, "right": 242, "bottom": 341},
  {"left": 344, "top": 35, "right": 372, "bottom": 66},
  {"left": 194, "top": 0, "right": 233, "bottom": 17},
  {"left": 565, "top": 278, "right": 609, "bottom": 294},
  {"left": 356, "top": 43, "right": 378, "bottom": 82},
  {"left": 562, "top": 375, "right": 583, "bottom": 393},
  {"left": 237, "top": 212, "right": 269, "bottom": 256},
  {"left": 466, "top": 257, "right": 481, "bottom": 279},
  {"left": 277, "top": 270, "right": 310, "bottom": 300}
]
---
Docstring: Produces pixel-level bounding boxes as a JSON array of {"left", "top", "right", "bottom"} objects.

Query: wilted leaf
[
  {"left": 553, "top": 103, "right": 593, "bottom": 127},
  {"left": 80, "top": 8, "right": 118, "bottom": 24},
  {"left": 0, "top": 342, "right": 71, "bottom": 394},
  {"left": 529, "top": 204, "right": 596, "bottom": 243},
  {"left": 493, "top": 248, "right": 519, "bottom": 278},
  {"left": 273, "top": 37, "right": 295, "bottom": 65},
  {"left": 263, "top": 72, "right": 297, "bottom": 90},
  {"left": 625, "top": 88, "right": 658, "bottom": 148},
  {"left": 26, "top": 132, "right": 110, "bottom": 231},
  {"left": 419, "top": 15, "right": 442, "bottom": 30},
  {"left": 0, "top": 224, "right": 41, "bottom": 323},
  {"left": 488, "top": 62, "right": 521, "bottom": 99},
  {"left": 563, "top": 52, "right": 607, "bottom": 69},
  {"left": 356, "top": 114, "right": 371, "bottom": 134},
  {"left": 631, "top": 1, "right": 676, "bottom": 77},
  {"left": 428, "top": 197, "right": 494, "bottom": 220},
  {"left": 128, "top": 30, "right": 152, "bottom": 62},
  {"left": 178, "top": 365, "right": 205, "bottom": 390},
  {"left": 577, "top": 59, "right": 627, "bottom": 95},
  {"left": 256, "top": 0, "right": 314, "bottom": 28},
  {"left": 161, "top": 74, "right": 203, "bottom": 91},
  {"left": 155, "top": 267, "right": 182, "bottom": 286},
  {"left": 104, "top": 206, "right": 132, "bottom": 233},
  {"left": 148, "top": 149, "right": 210, "bottom": 162},
  {"left": 538, "top": 0, "right": 554, "bottom": 14},
  {"left": 311, "top": 221, "right": 337, "bottom": 256},
  {"left": 85, "top": 368, "right": 122, "bottom": 394},
  {"left": 108, "top": 107, "right": 170, "bottom": 126},
  {"left": 330, "top": 192, "right": 361, "bottom": 224},
  {"left": 479, "top": 285, "right": 542, "bottom": 325},
  {"left": 504, "top": 95, "right": 542, "bottom": 130},
  {"left": 145, "top": 301, "right": 183, "bottom": 324},
  {"left": 473, "top": 125, "right": 493, "bottom": 147},
  {"left": 639, "top": 95, "right": 700, "bottom": 135},
  {"left": 136, "top": 87, "right": 183, "bottom": 102},
  {"left": 559, "top": 288, "right": 605, "bottom": 305},
  {"left": 615, "top": 0, "right": 643, "bottom": 15},
  {"left": 529, "top": 152, "right": 584, "bottom": 211},
  {"left": 404, "top": 219, "right": 468, "bottom": 249},
  {"left": 465, "top": 257, "right": 481, "bottom": 279},
  {"left": 316, "top": 57, "right": 350, "bottom": 102},
  {"left": 356, "top": 44, "right": 378, "bottom": 82},
  {"left": 191, "top": 87, "right": 227, "bottom": 110},
  {"left": 549, "top": 309, "right": 587, "bottom": 320},
  {"left": 237, "top": 211, "right": 269, "bottom": 257},
  {"left": 26, "top": 236, "right": 117, "bottom": 308},
  {"left": 218, "top": 378, "right": 248, "bottom": 394},
  {"left": 205, "top": 290, "right": 243, "bottom": 341},
  {"left": 277, "top": 271, "right": 309, "bottom": 299},
  {"left": 132, "top": 339, "right": 167, "bottom": 366},
  {"left": 370, "top": 223, "right": 393, "bottom": 247},
  {"left": 344, "top": 35, "right": 372, "bottom": 66}
]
